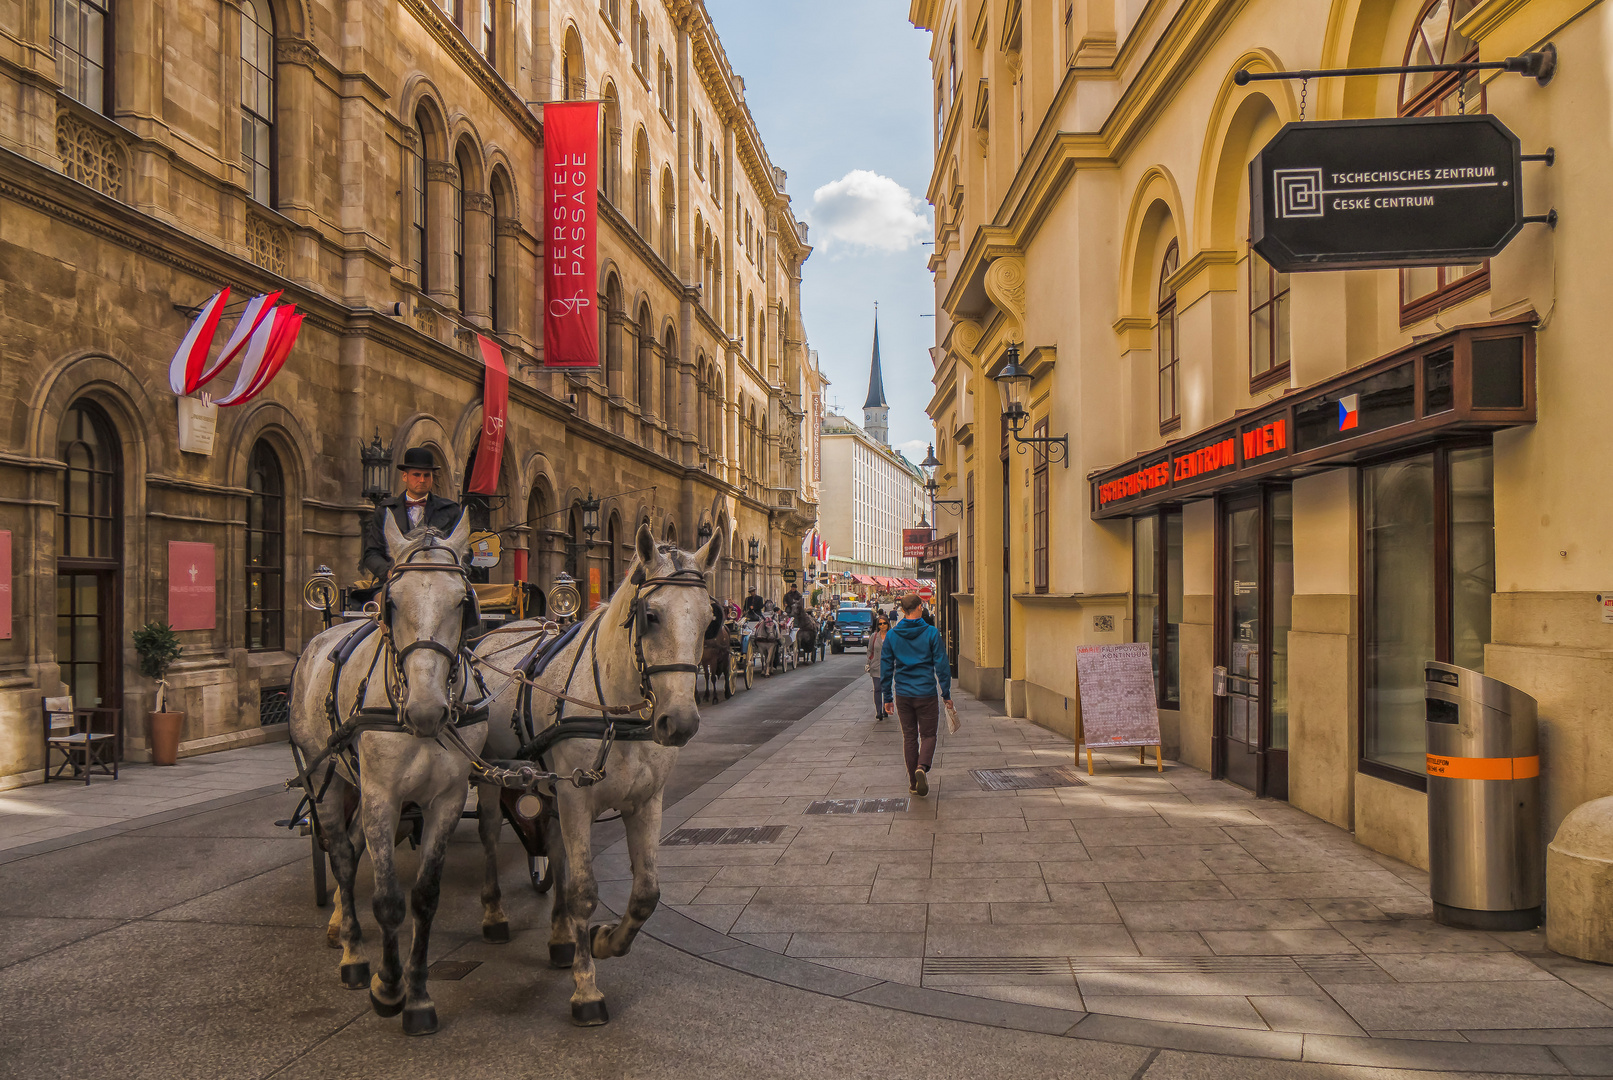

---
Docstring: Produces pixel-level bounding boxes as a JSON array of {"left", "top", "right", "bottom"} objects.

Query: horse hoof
[
  {"left": 482, "top": 921, "right": 510, "bottom": 944},
  {"left": 340, "top": 961, "right": 370, "bottom": 990},
  {"left": 570, "top": 999, "right": 610, "bottom": 1026},
  {"left": 549, "top": 942, "right": 576, "bottom": 969},
  {"left": 369, "top": 986, "right": 404, "bottom": 1018},
  {"left": 402, "top": 1004, "right": 439, "bottom": 1037}
]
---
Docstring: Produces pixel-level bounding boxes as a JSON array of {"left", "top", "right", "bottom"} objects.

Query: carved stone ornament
[
  {"left": 983, "top": 256, "right": 1028, "bottom": 344},
  {"left": 494, "top": 217, "right": 523, "bottom": 237},
  {"left": 56, "top": 110, "right": 126, "bottom": 200},
  {"left": 246, "top": 212, "right": 289, "bottom": 275},
  {"left": 463, "top": 191, "right": 494, "bottom": 214},
  {"left": 951, "top": 318, "right": 983, "bottom": 363},
  {"left": 425, "top": 161, "right": 460, "bottom": 184},
  {"left": 275, "top": 40, "right": 321, "bottom": 67}
]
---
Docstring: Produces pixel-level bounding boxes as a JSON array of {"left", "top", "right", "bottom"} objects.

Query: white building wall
[{"left": 820, "top": 415, "right": 928, "bottom": 576}]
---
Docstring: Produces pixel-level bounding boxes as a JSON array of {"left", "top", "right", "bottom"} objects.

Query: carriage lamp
[
  {"left": 992, "top": 343, "right": 1069, "bottom": 468},
  {"left": 360, "top": 429, "right": 392, "bottom": 504},
  {"left": 580, "top": 490, "right": 601, "bottom": 543}
]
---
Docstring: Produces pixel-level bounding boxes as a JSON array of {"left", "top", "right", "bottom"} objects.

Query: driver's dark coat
[{"left": 360, "top": 494, "right": 462, "bottom": 581}]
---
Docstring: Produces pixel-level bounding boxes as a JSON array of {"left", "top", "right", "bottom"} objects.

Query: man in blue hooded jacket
[{"left": 881, "top": 593, "right": 952, "bottom": 796}]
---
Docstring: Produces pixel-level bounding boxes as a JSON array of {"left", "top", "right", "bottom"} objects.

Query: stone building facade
[
  {"left": 0, "top": 0, "right": 817, "bottom": 785},
  {"left": 911, "top": 0, "right": 1612, "bottom": 870}
]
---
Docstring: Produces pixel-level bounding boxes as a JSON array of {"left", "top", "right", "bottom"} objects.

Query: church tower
[{"left": 863, "top": 314, "right": 889, "bottom": 446}]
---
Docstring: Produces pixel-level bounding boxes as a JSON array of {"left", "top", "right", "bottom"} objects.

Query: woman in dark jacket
[{"left": 865, "top": 616, "right": 890, "bottom": 720}]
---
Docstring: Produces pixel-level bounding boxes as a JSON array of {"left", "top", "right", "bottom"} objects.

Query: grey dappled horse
[
  {"left": 472, "top": 522, "right": 721, "bottom": 1025},
  {"left": 288, "top": 512, "right": 486, "bottom": 1037}
]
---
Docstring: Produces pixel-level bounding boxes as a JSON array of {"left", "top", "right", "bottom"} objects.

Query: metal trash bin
[{"left": 1425, "top": 662, "right": 1542, "bottom": 930}]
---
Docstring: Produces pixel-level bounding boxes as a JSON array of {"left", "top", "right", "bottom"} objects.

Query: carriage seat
[{"left": 43, "top": 696, "right": 121, "bottom": 785}]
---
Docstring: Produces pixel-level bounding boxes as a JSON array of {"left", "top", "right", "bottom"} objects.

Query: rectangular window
[
  {"left": 53, "top": 0, "right": 111, "bottom": 114},
  {"left": 1362, "top": 444, "right": 1494, "bottom": 786},
  {"left": 965, "top": 471, "right": 975, "bottom": 593},
  {"left": 411, "top": 144, "right": 428, "bottom": 289},
  {"left": 693, "top": 118, "right": 704, "bottom": 177},
  {"left": 481, "top": 0, "right": 494, "bottom": 58},
  {"left": 1249, "top": 253, "right": 1290, "bottom": 388},
  {"left": 1133, "top": 509, "right": 1182, "bottom": 708},
  {"left": 1032, "top": 419, "right": 1049, "bottom": 593}
]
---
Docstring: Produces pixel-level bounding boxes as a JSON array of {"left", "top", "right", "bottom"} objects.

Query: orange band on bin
[{"left": 1425, "top": 754, "right": 1539, "bottom": 780}]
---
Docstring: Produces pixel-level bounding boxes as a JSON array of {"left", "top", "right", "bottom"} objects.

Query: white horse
[
  {"left": 472, "top": 522, "right": 721, "bottom": 1025},
  {"left": 288, "top": 512, "right": 486, "bottom": 1037}
]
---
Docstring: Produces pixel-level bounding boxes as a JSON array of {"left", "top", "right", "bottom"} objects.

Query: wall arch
[
  {"left": 1193, "top": 52, "right": 1297, "bottom": 253},
  {"left": 1116, "top": 167, "right": 1187, "bottom": 324}
]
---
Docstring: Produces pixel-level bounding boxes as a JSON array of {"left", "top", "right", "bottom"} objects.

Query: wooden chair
[{"left": 43, "top": 696, "right": 121, "bottom": 784}]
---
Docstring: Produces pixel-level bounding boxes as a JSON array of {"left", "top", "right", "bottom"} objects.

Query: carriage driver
[
  {"left": 360, "top": 447, "right": 464, "bottom": 582},
  {"left": 742, "top": 585, "right": 765, "bottom": 621},
  {"left": 782, "top": 583, "right": 803, "bottom": 613}
]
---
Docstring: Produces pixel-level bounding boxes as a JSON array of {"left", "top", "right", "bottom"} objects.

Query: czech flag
[{"left": 1338, "top": 393, "right": 1360, "bottom": 432}]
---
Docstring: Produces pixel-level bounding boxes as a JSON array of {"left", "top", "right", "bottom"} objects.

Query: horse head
[
  {"left": 621, "top": 518, "right": 724, "bottom": 748},
  {"left": 381, "top": 509, "right": 473, "bottom": 737}
]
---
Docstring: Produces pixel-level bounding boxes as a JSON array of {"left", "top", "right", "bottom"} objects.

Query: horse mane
[{"left": 393, "top": 525, "right": 458, "bottom": 563}]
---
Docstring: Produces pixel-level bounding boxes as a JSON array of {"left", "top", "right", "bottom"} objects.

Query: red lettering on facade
[
  {"left": 1240, "top": 419, "right": 1288, "bottom": 462},
  {"left": 1173, "top": 438, "right": 1236, "bottom": 482}
]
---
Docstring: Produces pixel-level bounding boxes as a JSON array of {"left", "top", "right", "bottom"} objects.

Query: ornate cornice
[
  {"left": 396, "top": 0, "right": 540, "bottom": 140},
  {"left": 463, "top": 191, "right": 494, "bottom": 214},
  {"left": 274, "top": 39, "right": 321, "bottom": 68},
  {"left": 425, "top": 161, "right": 459, "bottom": 184}
]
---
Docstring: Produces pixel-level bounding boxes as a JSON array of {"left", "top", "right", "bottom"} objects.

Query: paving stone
[
  {"left": 1328, "top": 980, "right": 1613, "bottom": 1031},
  {"left": 1069, "top": 1013, "right": 1305, "bottom": 1059},
  {"left": 989, "top": 899, "right": 1123, "bottom": 925},
  {"left": 731, "top": 903, "right": 927, "bottom": 934},
  {"left": 1300, "top": 1034, "right": 1570, "bottom": 1073},
  {"left": 1217, "top": 872, "right": 1424, "bottom": 899},
  {"left": 1042, "top": 858, "right": 1217, "bottom": 883},
  {"left": 924, "top": 923, "right": 1139, "bottom": 958},
  {"left": 706, "top": 861, "right": 878, "bottom": 887},
  {"left": 1116, "top": 900, "right": 1330, "bottom": 933},
  {"left": 928, "top": 903, "right": 992, "bottom": 923},
  {"left": 870, "top": 876, "right": 1051, "bottom": 904},
  {"left": 1199, "top": 930, "right": 1359, "bottom": 955},
  {"left": 1132, "top": 932, "right": 1215, "bottom": 957},
  {"left": 748, "top": 885, "right": 872, "bottom": 905},
  {"left": 1371, "top": 951, "right": 1558, "bottom": 983},
  {"left": 1083, "top": 994, "right": 1270, "bottom": 1030},
  {"left": 783, "top": 932, "right": 926, "bottom": 958},
  {"left": 1249, "top": 995, "right": 1367, "bottom": 1035},
  {"left": 950, "top": 982, "right": 1089, "bottom": 1012},
  {"left": 810, "top": 956, "right": 923, "bottom": 985},
  {"left": 1105, "top": 880, "right": 1235, "bottom": 902},
  {"left": 1330, "top": 918, "right": 1511, "bottom": 954},
  {"left": 1077, "top": 971, "right": 1326, "bottom": 998},
  {"left": 846, "top": 981, "right": 1085, "bottom": 1036}
]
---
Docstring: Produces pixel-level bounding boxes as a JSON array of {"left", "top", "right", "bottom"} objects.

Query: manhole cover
[
  {"left": 969, "top": 766, "right": 1087, "bottom": 791},
  {"left": 661, "top": 825, "right": 787, "bottom": 846},
  {"left": 804, "top": 797, "right": 909, "bottom": 815},
  {"left": 427, "top": 960, "right": 482, "bottom": 981}
]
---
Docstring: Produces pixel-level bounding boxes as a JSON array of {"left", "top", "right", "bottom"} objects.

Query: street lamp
[
  {"left": 360, "top": 430, "right": 392, "bottom": 505},
  {"left": 747, "top": 537, "right": 760, "bottom": 590},
  {"left": 580, "top": 490, "right": 600, "bottom": 544},
  {"left": 993, "top": 342, "right": 1069, "bottom": 468},
  {"left": 919, "top": 443, "right": 962, "bottom": 516}
]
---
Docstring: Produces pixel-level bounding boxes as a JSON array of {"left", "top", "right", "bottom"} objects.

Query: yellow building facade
[
  {"left": 0, "top": 0, "right": 816, "bottom": 784},
  {"left": 911, "top": 0, "right": 1612, "bottom": 868}
]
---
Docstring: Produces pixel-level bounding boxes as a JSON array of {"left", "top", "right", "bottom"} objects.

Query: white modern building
[{"left": 818, "top": 321, "right": 929, "bottom": 589}]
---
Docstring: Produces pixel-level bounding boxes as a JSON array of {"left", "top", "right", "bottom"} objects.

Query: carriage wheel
[
  {"left": 529, "top": 853, "right": 552, "bottom": 894},
  {"left": 741, "top": 647, "right": 753, "bottom": 689}
]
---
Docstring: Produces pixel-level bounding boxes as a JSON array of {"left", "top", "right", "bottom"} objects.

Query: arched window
[
  {"left": 566, "top": 505, "right": 582, "bottom": 578},
  {"left": 659, "top": 167, "right": 676, "bottom": 263},
  {"left": 490, "top": 167, "right": 513, "bottom": 331},
  {"left": 601, "top": 84, "right": 621, "bottom": 203},
  {"left": 1156, "top": 239, "right": 1180, "bottom": 432},
  {"left": 561, "top": 27, "right": 586, "bottom": 100},
  {"left": 633, "top": 129, "right": 651, "bottom": 234},
  {"left": 664, "top": 520, "right": 677, "bottom": 545},
  {"left": 746, "top": 296, "right": 755, "bottom": 359},
  {"left": 663, "top": 327, "right": 678, "bottom": 433},
  {"left": 455, "top": 144, "right": 472, "bottom": 314},
  {"left": 245, "top": 440, "right": 285, "bottom": 651},
  {"left": 411, "top": 109, "right": 431, "bottom": 289},
  {"left": 480, "top": 0, "right": 494, "bottom": 59},
  {"left": 56, "top": 402, "right": 121, "bottom": 708},
  {"left": 637, "top": 303, "right": 655, "bottom": 411},
  {"left": 604, "top": 274, "right": 624, "bottom": 395},
  {"left": 525, "top": 483, "right": 549, "bottom": 587},
  {"left": 52, "top": 0, "right": 113, "bottom": 115},
  {"left": 241, "top": 0, "right": 276, "bottom": 206},
  {"left": 1398, "top": 0, "right": 1486, "bottom": 319}
]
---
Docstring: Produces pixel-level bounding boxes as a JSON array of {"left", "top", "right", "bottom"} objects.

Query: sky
[{"left": 703, "top": 0, "right": 938, "bottom": 466}]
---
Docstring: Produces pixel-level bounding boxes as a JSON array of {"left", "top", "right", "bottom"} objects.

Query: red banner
[
  {"left": 0, "top": 530, "right": 11, "bottom": 640},
  {"left": 168, "top": 541, "right": 216, "bottom": 631},
  {"left": 468, "top": 335, "right": 508, "bottom": 495},
  {"left": 903, "top": 528, "right": 934, "bottom": 559},
  {"left": 543, "top": 101, "right": 600, "bottom": 368}
]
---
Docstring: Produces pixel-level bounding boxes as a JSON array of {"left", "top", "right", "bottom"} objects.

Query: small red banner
[
  {"left": 168, "top": 541, "right": 216, "bottom": 631},
  {"left": 543, "top": 101, "right": 600, "bottom": 368},
  {"left": 902, "top": 528, "right": 934, "bottom": 559},
  {"left": 0, "top": 530, "right": 11, "bottom": 640},
  {"left": 468, "top": 335, "right": 509, "bottom": 495}
]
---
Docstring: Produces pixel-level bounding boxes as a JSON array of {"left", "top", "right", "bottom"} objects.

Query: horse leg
[
  {"left": 398, "top": 790, "right": 463, "bottom": 1036},
  {"left": 545, "top": 811, "right": 574, "bottom": 969},
  {"left": 361, "top": 792, "right": 407, "bottom": 1020},
  {"left": 316, "top": 776, "right": 369, "bottom": 990},
  {"left": 554, "top": 792, "right": 609, "bottom": 1025},
  {"left": 589, "top": 793, "right": 662, "bottom": 960},
  {"left": 476, "top": 783, "right": 509, "bottom": 942}
]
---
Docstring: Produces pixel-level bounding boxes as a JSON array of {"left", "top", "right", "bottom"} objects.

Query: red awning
[
  {"left": 852, "top": 574, "right": 878, "bottom": 586},
  {"left": 903, "top": 578, "right": 923, "bottom": 588}
]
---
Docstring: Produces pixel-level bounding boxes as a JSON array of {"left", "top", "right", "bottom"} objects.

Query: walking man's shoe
[{"left": 912, "top": 768, "right": 928, "bottom": 797}]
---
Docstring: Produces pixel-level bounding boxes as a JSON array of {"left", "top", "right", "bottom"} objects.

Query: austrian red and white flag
[
  {"left": 543, "top": 101, "right": 600, "bottom": 368},
  {"left": 167, "top": 288, "right": 294, "bottom": 404}
]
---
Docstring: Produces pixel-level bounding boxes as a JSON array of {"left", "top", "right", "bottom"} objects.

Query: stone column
[
  {"left": 425, "top": 160, "right": 459, "bottom": 309},
  {"left": 463, "top": 190, "right": 494, "bottom": 328}
]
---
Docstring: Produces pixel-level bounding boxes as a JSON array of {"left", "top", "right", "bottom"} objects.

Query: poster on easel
[{"left": 1074, "top": 642, "right": 1163, "bottom": 775}]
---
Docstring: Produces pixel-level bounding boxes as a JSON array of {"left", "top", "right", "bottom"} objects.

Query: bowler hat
[{"left": 398, "top": 446, "right": 439, "bottom": 471}]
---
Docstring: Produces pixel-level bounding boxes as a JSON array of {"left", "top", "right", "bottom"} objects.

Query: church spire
[{"left": 863, "top": 307, "right": 890, "bottom": 446}]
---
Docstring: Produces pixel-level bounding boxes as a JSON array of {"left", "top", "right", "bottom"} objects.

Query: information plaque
[{"left": 1075, "top": 642, "right": 1164, "bottom": 774}]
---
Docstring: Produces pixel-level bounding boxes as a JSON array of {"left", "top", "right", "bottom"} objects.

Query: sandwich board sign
[{"left": 1074, "top": 643, "right": 1163, "bottom": 775}]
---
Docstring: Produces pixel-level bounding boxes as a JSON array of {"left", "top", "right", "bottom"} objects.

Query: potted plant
[{"left": 132, "top": 620, "right": 183, "bottom": 766}]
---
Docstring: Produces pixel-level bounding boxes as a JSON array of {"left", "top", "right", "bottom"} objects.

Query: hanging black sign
[{"left": 1250, "top": 115, "right": 1523, "bottom": 272}]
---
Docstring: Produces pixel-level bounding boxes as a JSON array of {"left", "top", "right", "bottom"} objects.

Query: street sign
[
  {"left": 902, "top": 527, "right": 933, "bottom": 559},
  {"left": 781, "top": 569, "right": 797, "bottom": 582},
  {"left": 1250, "top": 115, "right": 1523, "bottom": 272}
]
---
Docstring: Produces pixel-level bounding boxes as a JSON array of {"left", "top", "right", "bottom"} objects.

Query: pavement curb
[{"left": 596, "top": 685, "right": 1609, "bottom": 1076}]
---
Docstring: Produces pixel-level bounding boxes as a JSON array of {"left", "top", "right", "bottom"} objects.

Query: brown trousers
[{"left": 895, "top": 695, "right": 939, "bottom": 778}]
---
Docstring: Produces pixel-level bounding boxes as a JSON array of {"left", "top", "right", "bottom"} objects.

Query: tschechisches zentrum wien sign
[{"left": 1250, "top": 115, "right": 1524, "bottom": 272}]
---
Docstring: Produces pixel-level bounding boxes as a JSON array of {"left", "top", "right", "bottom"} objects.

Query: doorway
[
  {"left": 56, "top": 403, "right": 123, "bottom": 711},
  {"left": 1218, "top": 488, "right": 1292, "bottom": 799}
]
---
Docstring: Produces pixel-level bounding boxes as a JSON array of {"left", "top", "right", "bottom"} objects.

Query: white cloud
[
  {"left": 896, "top": 439, "right": 930, "bottom": 464},
  {"left": 809, "top": 170, "right": 930, "bottom": 252}
]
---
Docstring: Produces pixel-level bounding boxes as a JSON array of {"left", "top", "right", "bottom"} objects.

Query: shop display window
[{"left": 1361, "top": 444, "right": 1494, "bottom": 786}]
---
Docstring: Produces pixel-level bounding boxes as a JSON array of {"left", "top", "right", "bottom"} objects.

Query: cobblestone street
[{"left": 3, "top": 654, "right": 1610, "bottom": 1078}]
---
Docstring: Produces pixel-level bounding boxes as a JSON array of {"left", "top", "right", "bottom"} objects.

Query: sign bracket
[{"left": 1236, "top": 44, "right": 1556, "bottom": 88}]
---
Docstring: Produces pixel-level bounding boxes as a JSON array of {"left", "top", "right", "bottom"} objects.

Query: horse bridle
[{"left": 369, "top": 537, "right": 473, "bottom": 703}]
